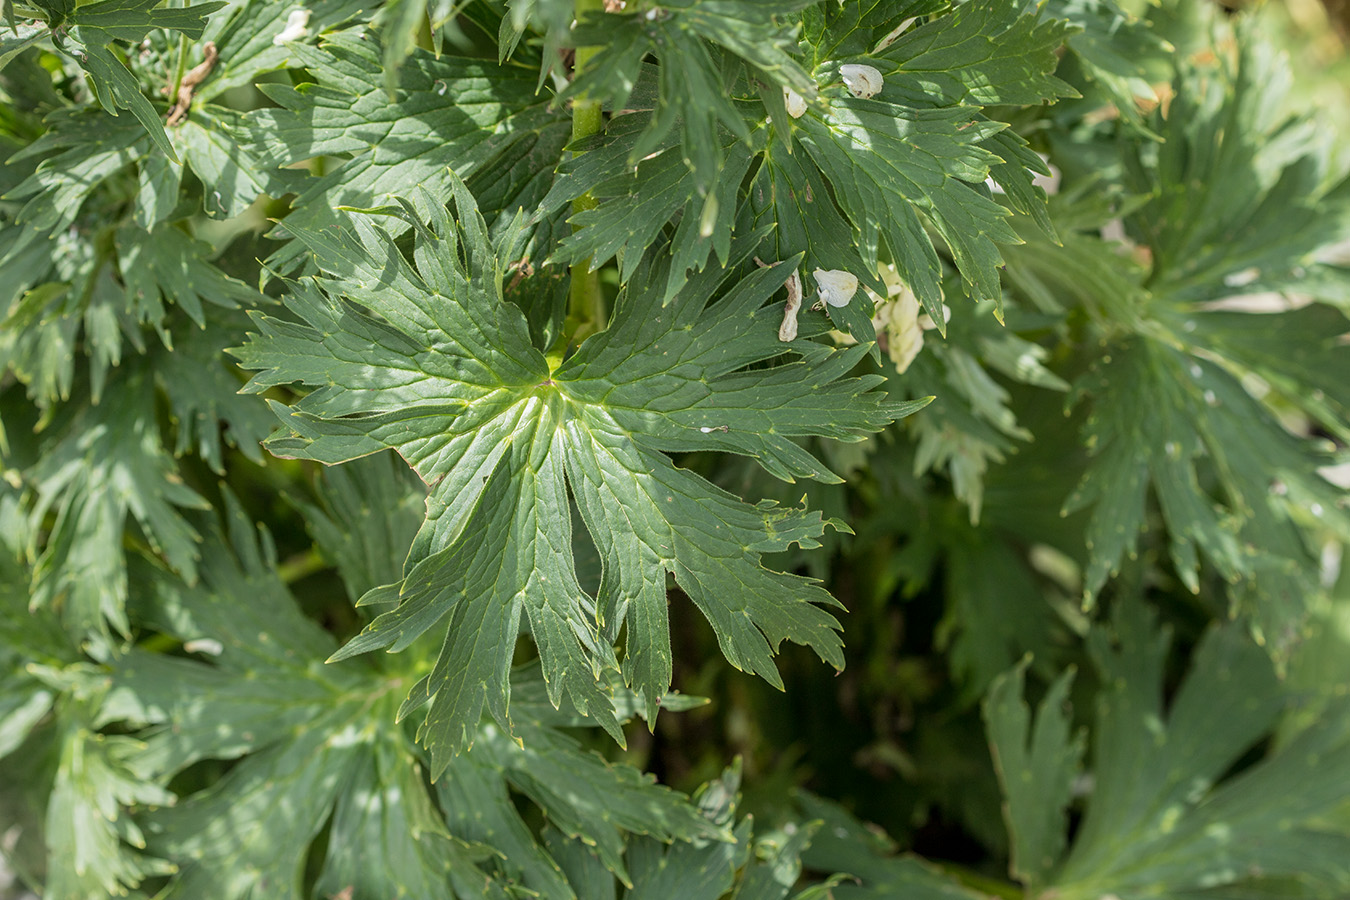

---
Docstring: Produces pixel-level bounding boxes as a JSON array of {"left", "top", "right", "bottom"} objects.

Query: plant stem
[
  {"left": 566, "top": 0, "right": 606, "bottom": 344},
  {"left": 168, "top": 33, "right": 189, "bottom": 106}
]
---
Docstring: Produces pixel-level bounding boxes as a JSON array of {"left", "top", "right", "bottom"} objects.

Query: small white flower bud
[
  {"left": 783, "top": 86, "right": 807, "bottom": 119},
  {"left": 184, "top": 638, "right": 225, "bottom": 656},
  {"left": 814, "top": 269, "right": 859, "bottom": 308},
  {"left": 840, "top": 64, "right": 884, "bottom": 100},
  {"left": 273, "top": 8, "right": 311, "bottom": 45}
]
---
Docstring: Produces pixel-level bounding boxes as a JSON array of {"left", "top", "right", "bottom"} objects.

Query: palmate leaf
[
  {"left": 786, "top": 0, "right": 1075, "bottom": 326},
  {"left": 49, "top": 0, "right": 227, "bottom": 159},
  {"left": 1, "top": 107, "right": 264, "bottom": 407},
  {"left": 1124, "top": 24, "right": 1350, "bottom": 304},
  {"left": 234, "top": 180, "right": 920, "bottom": 768},
  {"left": 987, "top": 603, "right": 1350, "bottom": 899},
  {"left": 1043, "top": 24, "right": 1350, "bottom": 650},
  {"left": 243, "top": 32, "right": 570, "bottom": 274},
  {"left": 1046, "top": 0, "right": 1173, "bottom": 133},
  {"left": 564, "top": 0, "right": 815, "bottom": 197},
  {"left": 103, "top": 495, "right": 717, "bottom": 899},
  {"left": 0, "top": 528, "right": 173, "bottom": 900},
  {"left": 192, "top": 0, "right": 371, "bottom": 101},
  {"left": 107, "top": 500, "right": 514, "bottom": 900},
  {"left": 547, "top": 1, "right": 1073, "bottom": 331},
  {"left": 540, "top": 112, "right": 755, "bottom": 303},
  {"left": 23, "top": 361, "right": 210, "bottom": 639},
  {"left": 446, "top": 682, "right": 726, "bottom": 890},
  {"left": 1064, "top": 335, "right": 1348, "bottom": 642},
  {"left": 982, "top": 659, "right": 1082, "bottom": 890}
]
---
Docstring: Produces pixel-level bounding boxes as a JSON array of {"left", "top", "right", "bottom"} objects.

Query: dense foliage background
[{"left": 3, "top": 0, "right": 1350, "bottom": 897}]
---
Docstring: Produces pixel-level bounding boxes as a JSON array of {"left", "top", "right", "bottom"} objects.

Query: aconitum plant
[{"left": 2, "top": 0, "right": 1350, "bottom": 898}]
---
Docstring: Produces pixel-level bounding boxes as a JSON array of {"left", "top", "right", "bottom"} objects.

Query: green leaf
[
  {"left": 0, "top": 21, "right": 45, "bottom": 69},
  {"left": 368, "top": 0, "right": 455, "bottom": 96},
  {"left": 1038, "top": 603, "right": 1350, "bottom": 899},
  {"left": 45, "top": 728, "right": 176, "bottom": 900},
  {"left": 1126, "top": 27, "right": 1350, "bottom": 303},
  {"left": 440, "top": 748, "right": 578, "bottom": 897},
  {"left": 131, "top": 147, "right": 180, "bottom": 228},
  {"left": 1047, "top": 0, "right": 1173, "bottom": 133},
  {"left": 940, "top": 521, "right": 1064, "bottom": 700},
  {"left": 176, "top": 106, "right": 278, "bottom": 219},
  {"left": 25, "top": 363, "right": 209, "bottom": 638},
  {"left": 109, "top": 500, "right": 510, "bottom": 900},
  {"left": 315, "top": 735, "right": 512, "bottom": 900},
  {"left": 875, "top": 0, "right": 1076, "bottom": 108},
  {"left": 3, "top": 109, "right": 144, "bottom": 238},
  {"left": 243, "top": 32, "right": 569, "bottom": 270},
  {"left": 886, "top": 295, "right": 1065, "bottom": 521},
  {"left": 565, "top": 0, "right": 813, "bottom": 198},
  {"left": 748, "top": 145, "right": 881, "bottom": 342},
  {"left": 1064, "top": 335, "right": 1346, "bottom": 646},
  {"left": 624, "top": 762, "right": 752, "bottom": 900},
  {"left": 192, "top": 0, "right": 371, "bottom": 100},
  {"left": 472, "top": 697, "right": 727, "bottom": 886},
  {"left": 69, "top": 0, "right": 224, "bottom": 43},
  {"left": 795, "top": 98, "right": 1015, "bottom": 321},
  {"left": 786, "top": 0, "right": 1077, "bottom": 323},
  {"left": 297, "top": 450, "right": 426, "bottom": 604},
  {"left": 64, "top": 38, "right": 176, "bottom": 160},
  {"left": 107, "top": 497, "right": 715, "bottom": 899},
  {"left": 236, "top": 182, "right": 915, "bottom": 761},
  {"left": 154, "top": 307, "right": 275, "bottom": 474},
  {"left": 795, "top": 792, "right": 990, "bottom": 899},
  {"left": 733, "top": 820, "right": 821, "bottom": 900},
  {"left": 541, "top": 114, "right": 754, "bottom": 301},
  {"left": 116, "top": 223, "right": 261, "bottom": 327},
  {"left": 983, "top": 659, "right": 1083, "bottom": 890}
]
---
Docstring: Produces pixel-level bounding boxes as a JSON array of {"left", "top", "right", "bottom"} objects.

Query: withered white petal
[
  {"left": 783, "top": 86, "right": 807, "bottom": 119},
  {"left": 814, "top": 268, "right": 859, "bottom": 308},
  {"left": 840, "top": 64, "right": 884, "bottom": 100},
  {"left": 273, "top": 8, "right": 311, "bottom": 45},
  {"left": 874, "top": 17, "right": 917, "bottom": 52},
  {"left": 778, "top": 270, "right": 803, "bottom": 342}
]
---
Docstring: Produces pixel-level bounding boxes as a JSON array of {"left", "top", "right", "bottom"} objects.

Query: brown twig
[{"left": 166, "top": 42, "right": 218, "bottom": 126}]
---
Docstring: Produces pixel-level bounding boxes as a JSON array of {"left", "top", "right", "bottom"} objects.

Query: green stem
[
  {"left": 276, "top": 547, "right": 328, "bottom": 585},
  {"left": 168, "top": 31, "right": 189, "bottom": 107},
  {"left": 566, "top": 0, "right": 606, "bottom": 346}
]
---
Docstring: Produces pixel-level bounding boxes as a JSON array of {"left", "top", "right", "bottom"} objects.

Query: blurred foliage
[{"left": 2, "top": 0, "right": 1350, "bottom": 898}]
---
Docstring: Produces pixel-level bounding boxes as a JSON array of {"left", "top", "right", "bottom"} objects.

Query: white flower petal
[
  {"left": 814, "top": 268, "right": 859, "bottom": 308},
  {"left": 840, "top": 64, "right": 884, "bottom": 100},
  {"left": 783, "top": 86, "right": 807, "bottom": 119},
  {"left": 871, "top": 278, "right": 925, "bottom": 374},
  {"left": 273, "top": 8, "right": 311, "bottom": 45}
]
